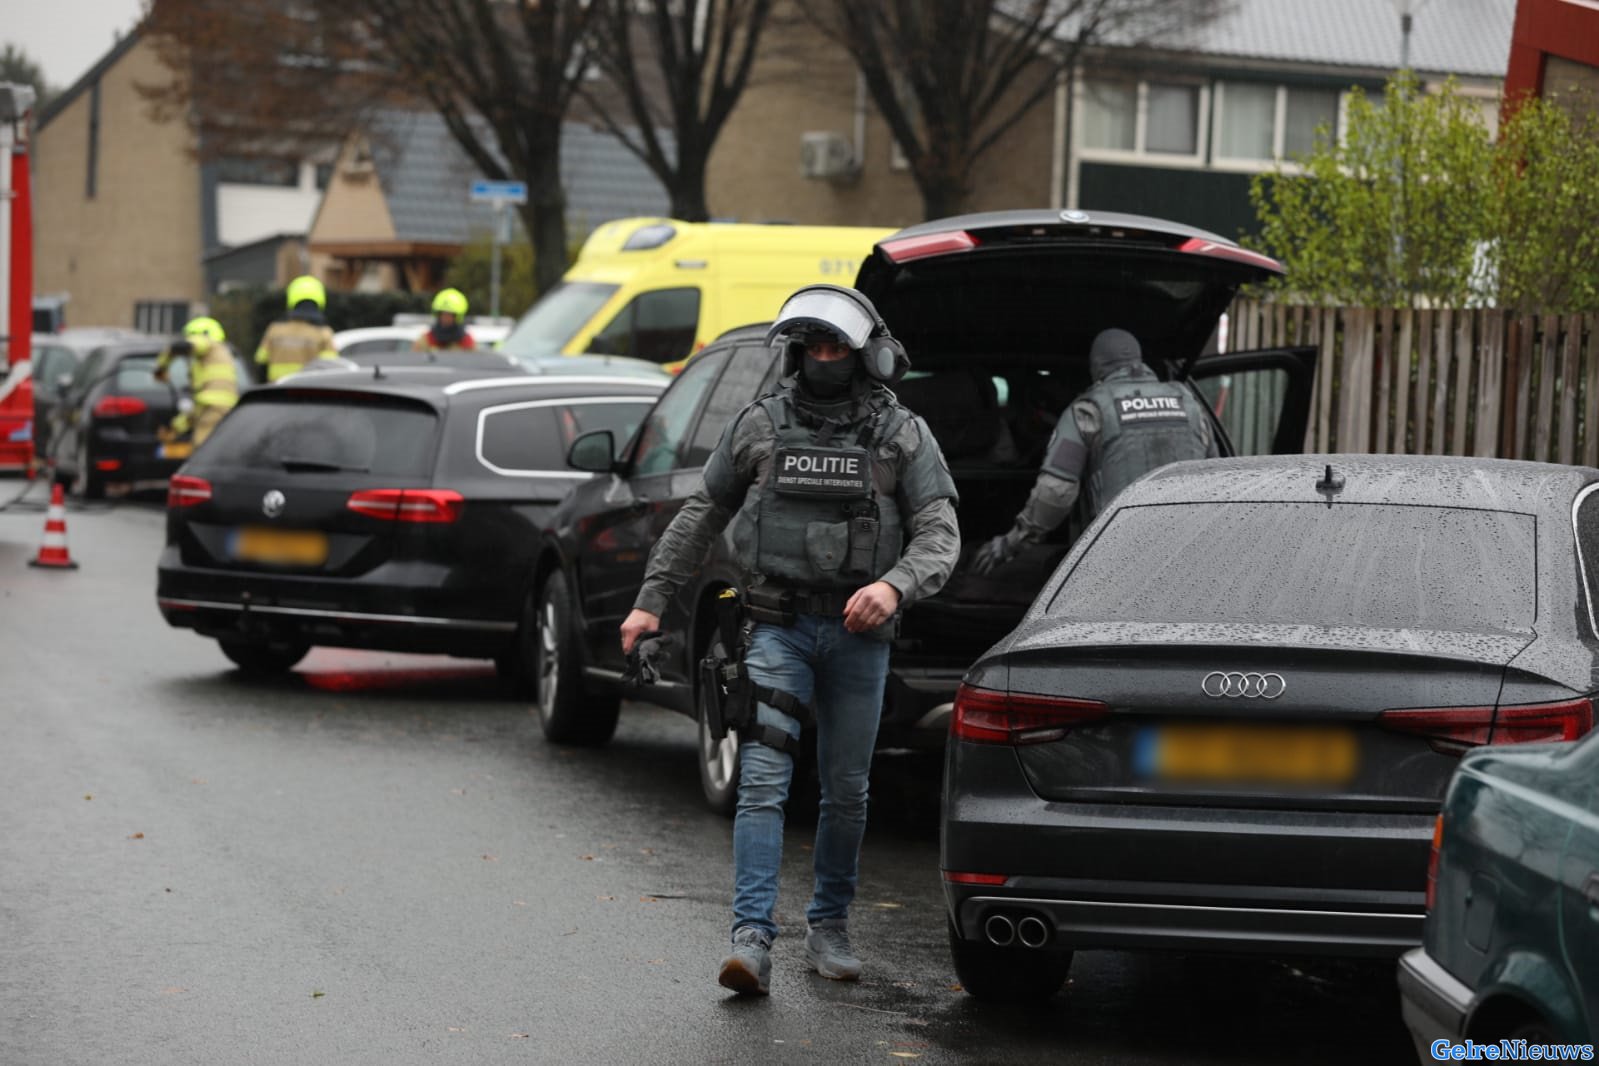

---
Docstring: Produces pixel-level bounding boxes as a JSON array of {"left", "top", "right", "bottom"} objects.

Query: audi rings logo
[
  {"left": 1201, "top": 671, "right": 1286, "bottom": 699},
  {"left": 261, "top": 490, "right": 286, "bottom": 518}
]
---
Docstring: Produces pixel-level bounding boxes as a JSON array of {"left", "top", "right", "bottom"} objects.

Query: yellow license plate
[
  {"left": 231, "top": 527, "right": 328, "bottom": 566},
  {"left": 159, "top": 442, "right": 194, "bottom": 459},
  {"left": 1141, "top": 723, "right": 1358, "bottom": 786}
]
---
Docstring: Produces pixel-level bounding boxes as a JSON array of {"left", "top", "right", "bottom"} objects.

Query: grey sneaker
[
  {"left": 804, "top": 919, "right": 862, "bottom": 981},
  {"left": 718, "top": 927, "right": 772, "bottom": 996}
]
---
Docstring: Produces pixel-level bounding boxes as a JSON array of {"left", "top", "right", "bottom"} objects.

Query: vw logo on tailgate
[
  {"left": 261, "top": 490, "right": 286, "bottom": 518},
  {"left": 1202, "top": 671, "right": 1286, "bottom": 699}
]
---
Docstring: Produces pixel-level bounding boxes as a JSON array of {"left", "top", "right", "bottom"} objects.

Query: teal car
[{"left": 1399, "top": 726, "right": 1598, "bottom": 1058}]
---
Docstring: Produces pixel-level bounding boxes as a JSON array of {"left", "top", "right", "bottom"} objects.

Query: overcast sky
[{"left": 4, "top": 0, "right": 146, "bottom": 91}]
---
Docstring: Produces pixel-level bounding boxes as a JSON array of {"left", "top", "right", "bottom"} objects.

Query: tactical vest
[
  {"left": 736, "top": 392, "right": 909, "bottom": 591},
  {"left": 259, "top": 320, "right": 337, "bottom": 382},
  {"left": 1083, "top": 370, "right": 1212, "bottom": 517}
]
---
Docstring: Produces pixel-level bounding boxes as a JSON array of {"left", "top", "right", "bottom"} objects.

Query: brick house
[
  {"left": 31, "top": 29, "right": 330, "bottom": 329},
  {"left": 707, "top": 0, "right": 1513, "bottom": 239}
]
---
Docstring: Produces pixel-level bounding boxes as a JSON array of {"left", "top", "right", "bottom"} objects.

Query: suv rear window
[
  {"left": 117, "top": 354, "right": 185, "bottom": 390},
  {"left": 479, "top": 399, "right": 655, "bottom": 473},
  {"left": 196, "top": 397, "right": 439, "bottom": 479},
  {"left": 1049, "top": 502, "right": 1536, "bottom": 634}
]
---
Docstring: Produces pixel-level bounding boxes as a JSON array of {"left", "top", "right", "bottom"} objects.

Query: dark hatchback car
[
  {"left": 942, "top": 454, "right": 1599, "bottom": 1003},
  {"left": 155, "top": 366, "right": 664, "bottom": 676},
  {"left": 532, "top": 209, "right": 1318, "bottom": 811},
  {"left": 29, "top": 329, "right": 148, "bottom": 459},
  {"left": 1399, "top": 728, "right": 1597, "bottom": 1054},
  {"left": 46, "top": 339, "right": 253, "bottom": 499}
]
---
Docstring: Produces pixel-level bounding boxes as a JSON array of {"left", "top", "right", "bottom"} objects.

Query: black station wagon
[
  {"left": 156, "top": 366, "right": 664, "bottom": 678},
  {"left": 531, "top": 209, "right": 1319, "bottom": 813}
]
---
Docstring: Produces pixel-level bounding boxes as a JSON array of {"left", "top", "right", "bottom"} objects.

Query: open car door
[{"left": 1180, "top": 345, "right": 1317, "bottom": 457}]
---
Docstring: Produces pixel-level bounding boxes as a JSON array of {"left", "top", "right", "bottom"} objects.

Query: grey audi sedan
[{"left": 942, "top": 454, "right": 1598, "bottom": 1002}]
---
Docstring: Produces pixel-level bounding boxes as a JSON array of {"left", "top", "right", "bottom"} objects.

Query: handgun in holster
[{"left": 697, "top": 587, "right": 812, "bottom": 757}]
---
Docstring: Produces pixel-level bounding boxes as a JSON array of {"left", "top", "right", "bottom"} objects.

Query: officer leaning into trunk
[
  {"left": 971, "top": 327, "right": 1218, "bottom": 575},
  {"left": 619, "top": 285, "right": 960, "bottom": 996}
]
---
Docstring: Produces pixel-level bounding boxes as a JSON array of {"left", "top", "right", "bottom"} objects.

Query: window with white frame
[
  {"left": 1079, "top": 79, "right": 1206, "bottom": 161},
  {"left": 1214, "top": 82, "right": 1342, "bottom": 165}
]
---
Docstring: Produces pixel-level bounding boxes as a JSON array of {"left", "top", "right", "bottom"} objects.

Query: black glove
[
  {"left": 623, "top": 631, "right": 680, "bottom": 686},
  {"left": 971, "top": 529, "right": 1027, "bottom": 576}
]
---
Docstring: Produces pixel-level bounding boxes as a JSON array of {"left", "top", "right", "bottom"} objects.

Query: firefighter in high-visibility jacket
[
  {"left": 155, "top": 316, "right": 239, "bottom": 446},
  {"left": 255, "top": 275, "right": 338, "bottom": 382},
  {"left": 413, "top": 288, "right": 477, "bottom": 352}
]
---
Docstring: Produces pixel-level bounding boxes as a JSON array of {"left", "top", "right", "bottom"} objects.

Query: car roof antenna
[
  {"left": 1315, "top": 463, "right": 1345, "bottom": 505},
  {"left": 372, "top": 362, "right": 385, "bottom": 380}
]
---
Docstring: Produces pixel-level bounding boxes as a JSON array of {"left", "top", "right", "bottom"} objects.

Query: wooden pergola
[{"left": 308, "top": 240, "right": 462, "bottom": 293}]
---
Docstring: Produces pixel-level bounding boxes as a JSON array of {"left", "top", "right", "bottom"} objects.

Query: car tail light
[
  {"left": 167, "top": 474, "right": 212, "bottom": 508},
  {"left": 1376, "top": 706, "right": 1494, "bottom": 753},
  {"left": 880, "top": 230, "right": 979, "bottom": 263},
  {"left": 93, "top": 395, "right": 147, "bottom": 418},
  {"left": 1491, "top": 697, "right": 1594, "bottom": 743},
  {"left": 951, "top": 684, "right": 1108, "bottom": 745},
  {"left": 1425, "top": 813, "right": 1444, "bottom": 912},
  {"left": 95, "top": 459, "right": 122, "bottom": 472},
  {"left": 1379, "top": 697, "right": 1594, "bottom": 754},
  {"left": 943, "top": 871, "right": 1010, "bottom": 886},
  {"left": 1175, "top": 237, "right": 1284, "bottom": 273},
  {"left": 346, "top": 488, "right": 464, "bottom": 523}
]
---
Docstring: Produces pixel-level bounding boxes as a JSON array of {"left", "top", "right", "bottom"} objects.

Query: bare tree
[
  {"left": 581, "top": 0, "right": 775, "bottom": 221},
  {"left": 807, "top": 0, "right": 1226, "bottom": 219},
  {"left": 140, "top": 2, "right": 391, "bottom": 155},
  {"left": 141, "top": 0, "right": 600, "bottom": 293}
]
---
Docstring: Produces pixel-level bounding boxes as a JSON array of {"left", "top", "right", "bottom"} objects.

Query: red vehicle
[{"left": 1, "top": 85, "right": 37, "bottom": 470}]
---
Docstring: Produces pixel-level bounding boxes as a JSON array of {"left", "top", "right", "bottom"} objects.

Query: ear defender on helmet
[{"left": 864, "top": 335, "right": 909, "bottom": 385}]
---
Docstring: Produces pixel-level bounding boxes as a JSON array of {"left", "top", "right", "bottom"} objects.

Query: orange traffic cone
[{"left": 29, "top": 483, "right": 79, "bottom": 570}]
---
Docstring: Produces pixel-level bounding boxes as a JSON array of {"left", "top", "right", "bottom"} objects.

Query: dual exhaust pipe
[{"left": 983, "top": 911, "right": 1052, "bottom": 949}]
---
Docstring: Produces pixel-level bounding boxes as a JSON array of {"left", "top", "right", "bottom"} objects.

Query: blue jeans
[{"left": 730, "top": 614, "right": 891, "bottom": 942}]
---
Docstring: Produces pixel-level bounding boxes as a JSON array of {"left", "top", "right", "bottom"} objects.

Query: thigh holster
[{"left": 700, "top": 654, "right": 812, "bottom": 757}]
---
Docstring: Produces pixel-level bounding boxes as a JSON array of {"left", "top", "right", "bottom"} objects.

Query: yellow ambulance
[{"left": 498, "top": 218, "right": 894, "bottom": 369}]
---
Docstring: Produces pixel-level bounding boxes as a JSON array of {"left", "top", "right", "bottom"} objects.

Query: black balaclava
[
  {"left": 1088, "top": 328, "right": 1144, "bottom": 382},
  {"left": 801, "top": 348, "right": 859, "bottom": 399}
]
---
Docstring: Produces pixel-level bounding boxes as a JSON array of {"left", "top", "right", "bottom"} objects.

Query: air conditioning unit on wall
[{"left": 800, "top": 131, "right": 858, "bottom": 182}]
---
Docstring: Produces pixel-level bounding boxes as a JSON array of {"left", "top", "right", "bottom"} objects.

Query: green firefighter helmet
[
  {"left": 432, "top": 288, "right": 469, "bottom": 317},
  {"left": 182, "top": 316, "right": 226, "bottom": 344},
  {"left": 285, "top": 275, "right": 327, "bottom": 310}
]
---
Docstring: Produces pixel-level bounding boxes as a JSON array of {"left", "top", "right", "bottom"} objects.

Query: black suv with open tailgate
[{"left": 533, "top": 209, "right": 1318, "bottom": 812}]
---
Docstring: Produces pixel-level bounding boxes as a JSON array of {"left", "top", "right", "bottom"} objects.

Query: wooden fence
[{"left": 1225, "top": 300, "right": 1599, "bottom": 465}]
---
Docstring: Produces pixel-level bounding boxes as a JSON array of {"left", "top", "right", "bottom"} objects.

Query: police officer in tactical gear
[
  {"left": 971, "top": 327, "right": 1217, "bottom": 575},
  {"left": 619, "top": 284, "right": 960, "bottom": 997}
]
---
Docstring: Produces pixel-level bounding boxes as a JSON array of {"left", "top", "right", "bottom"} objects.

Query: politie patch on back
[
  {"left": 1115, "top": 395, "right": 1188, "bottom": 424},
  {"left": 772, "top": 446, "right": 872, "bottom": 497}
]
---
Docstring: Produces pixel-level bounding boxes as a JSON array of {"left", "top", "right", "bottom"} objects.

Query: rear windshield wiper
[{"left": 277, "top": 455, "right": 370, "bottom": 473}]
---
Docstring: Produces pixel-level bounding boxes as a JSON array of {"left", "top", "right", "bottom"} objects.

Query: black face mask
[
  {"left": 432, "top": 320, "right": 466, "bottom": 346},
  {"left": 801, "top": 351, "right": 857, "bottom": 398}
]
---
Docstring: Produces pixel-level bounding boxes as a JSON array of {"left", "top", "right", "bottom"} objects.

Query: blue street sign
[{"left": 470, "top": 180, "right": 528, "bottom": 205}]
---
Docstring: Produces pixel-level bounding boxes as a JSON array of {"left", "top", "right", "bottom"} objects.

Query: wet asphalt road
[{"left": 0, "top": 488, "right": 1421, "bottom": 1065}]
